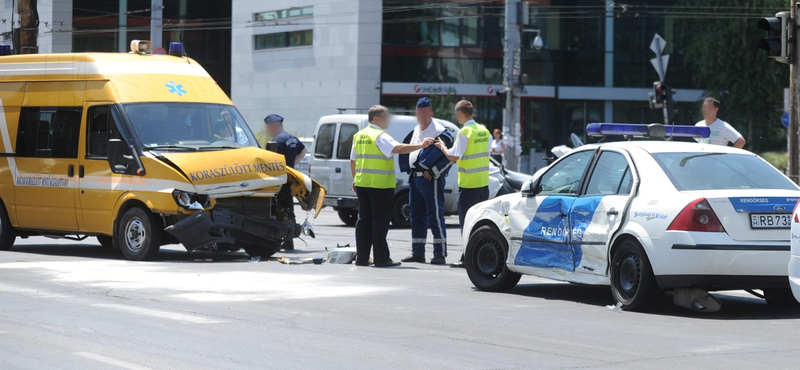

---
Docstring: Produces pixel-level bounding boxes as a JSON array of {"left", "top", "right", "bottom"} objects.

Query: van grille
[{"left": 213, "top": 197, "right": 271, "bottom": 219}]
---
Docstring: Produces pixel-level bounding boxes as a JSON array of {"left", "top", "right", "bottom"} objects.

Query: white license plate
[
  {"left": 323, "top": 198, "right": 337, "bottom": 207},
  {"left": 750, "top": 214, "right": 791, "bottom": 229}
]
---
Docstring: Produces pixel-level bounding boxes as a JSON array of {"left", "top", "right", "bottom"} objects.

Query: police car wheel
[
  {"left": 337, "top": 209, "right": 357, "bottom": 227},
  {"left": 0, "top": 204, "right": 15, "bottom": 251},
  {"left": 118, "top": 206, "right": 161, "bottom": 261},
  {"left": 391, "top": 192, "right": 411, "bottom": 228},
  {"left": 610, "top": 239, "right": 660, "bottom": 311},
  {"left": 465, "top": 225, "right": 521, "bottom": 292},
  {"left": 763, "top": 288, "right": 800, "bottom": 307}
]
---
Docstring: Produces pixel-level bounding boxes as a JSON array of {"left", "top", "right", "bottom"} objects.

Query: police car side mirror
[{"left": 521, "top": 179, "right": 538, "bottom": 197}]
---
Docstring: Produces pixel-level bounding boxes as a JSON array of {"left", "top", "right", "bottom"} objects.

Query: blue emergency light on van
[
  {"left": 586, "top": 123, "right": 710, "bottom": 139},
  {"left": 169, "top": 42, "right": 183, "bottom": 56}
]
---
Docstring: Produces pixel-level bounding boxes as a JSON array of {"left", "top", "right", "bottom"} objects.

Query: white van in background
[{"left": 310, "top": 114, "right": 529, "bottom": 227}]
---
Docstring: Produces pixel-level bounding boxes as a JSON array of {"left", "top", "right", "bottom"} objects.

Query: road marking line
[
  {"left": 92, "top": 304, "right": 224, "bottom": 324},
  {"left": 73, "top": 352, "right": 155, "bottom": 370}
]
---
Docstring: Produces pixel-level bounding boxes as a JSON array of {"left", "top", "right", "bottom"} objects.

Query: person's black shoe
[
  {"left": 355, "top": 261, "right": 371, "bottom": 266},
  {"left": 373, "top": 259, "right": 401, "bottom": 267},
  {"left": 401, "top": 255, "right": 426, "bottom": 263},
  {"left": 430, "top": 256, "right": 446, "bottom": 265}
]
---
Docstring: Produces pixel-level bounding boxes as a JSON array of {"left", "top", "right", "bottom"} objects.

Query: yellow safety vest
[
  {"left": 353, "top": 126, "right": 396, "bottom": 189},
  {"left": 457, "top": 122, "right": 490, "bottom": 188}
]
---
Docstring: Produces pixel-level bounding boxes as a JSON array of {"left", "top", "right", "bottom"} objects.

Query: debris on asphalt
[
  {"left": 250, "top": 256, "right": 261, "bottom": 263},
  {"left": 673, "top": 287, "right": 721, "bottom": 312},
  {"left": 605, "top": 303, "right": 623, "bottom": 312},
  {"left": 277, "top": 256, "right": 315, "bottom": 265},
  {"left": 326, "top": 244, "right": 357, "bottom": 264}
]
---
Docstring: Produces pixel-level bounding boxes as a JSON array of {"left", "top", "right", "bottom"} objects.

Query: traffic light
[
  {"left": 649, "top": 82, "right": 664, "bottom": 109},
  {"left": 496, "top": 90, "right": 507, "bottom": 108},
  {"left": 757, "top": 12, "right": 789, "bottom": 64},
  {"left": 664, "top": 85, "right": 678, "bottom": 122}
]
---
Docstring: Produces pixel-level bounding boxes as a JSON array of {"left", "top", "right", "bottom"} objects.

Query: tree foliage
[{"left": 676, "top": 0, "right": 788, "bottom": 152}]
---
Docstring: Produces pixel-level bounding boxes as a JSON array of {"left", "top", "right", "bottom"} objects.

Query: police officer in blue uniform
[
  {"left": 264, "top": 113, "right": 307, "bottom": 251},
  {"left": 399, "top": 97, "right": 454, "bottom": 265}
]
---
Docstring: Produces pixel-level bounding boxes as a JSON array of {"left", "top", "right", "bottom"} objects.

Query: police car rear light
[
  {"left": 586, "top": 123, "right": 711, "bottom": 139},
  {"left": 667, "top": 198, "right": 726, "bottom": 233}
]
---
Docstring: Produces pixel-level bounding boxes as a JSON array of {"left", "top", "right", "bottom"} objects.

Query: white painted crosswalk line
[
  {"left": 91, "top": 303, "right": 225, "bottom": 324},
  {"left": 74, "top": 352, "right": 155, "bottom": 370}
]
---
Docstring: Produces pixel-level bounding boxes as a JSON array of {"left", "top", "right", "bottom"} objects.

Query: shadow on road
[
  {"left": 5, "top": 243, "right": 259, "bottom": 263},
  {"left": 503, "top": 282, "right": 800, "bottom": 320}
]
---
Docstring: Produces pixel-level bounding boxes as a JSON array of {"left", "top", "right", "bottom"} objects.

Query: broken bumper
[{"left": 165, "top": 210, "right": 300, "bottom": 251}]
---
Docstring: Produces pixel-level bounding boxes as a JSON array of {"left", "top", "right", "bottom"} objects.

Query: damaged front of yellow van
[
  {"left": 157, "top": 146, "right": 325, "bottom": 257},
  {"left": 0, "top": 51, "right": 324, "bottom": 261}
]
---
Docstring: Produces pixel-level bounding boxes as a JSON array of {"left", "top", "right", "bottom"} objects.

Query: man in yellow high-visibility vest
[
  {"left": 435, "top": 100, "right": 491, "bottom": 268},
  {"left": 350, "top": 105, "right": 434, "bottom": 267}
]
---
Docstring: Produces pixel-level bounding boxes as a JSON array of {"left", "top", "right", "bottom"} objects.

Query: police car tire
[
  {"left": 118, "top": 207, "right": 161, "bottom": 261},
  {"left": 763, "top": 288, "right": 800, "bottom": 307},
  {"left": 391, "top": 192, "right": 411, "bottom": 228},
  {"left": 337, "top": 209, "right": 357, "bottom": 227},
  {"left": 610, "top": 239, "right": 661, "bottom": 311},
  {"left": 0, "top": 204, "right": 14, "bottom": 251},
  {"left": 465, "top": 225, "right": 521, "bottom": 292}
]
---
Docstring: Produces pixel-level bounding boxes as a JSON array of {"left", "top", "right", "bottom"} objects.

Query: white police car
[
  {"left": 463, "top": 123, "right": 800, "bottom": 311},
  {"left": 788, "top": 200, "right": 800, "bottom": 303}
]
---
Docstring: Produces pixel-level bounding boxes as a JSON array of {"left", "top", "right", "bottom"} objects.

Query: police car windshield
[
  {"left": 651, "top": 152, "right": 798, "bottom": 191},
  {"left": 122, "top": 103, "right": 258, "bottom": 150}
]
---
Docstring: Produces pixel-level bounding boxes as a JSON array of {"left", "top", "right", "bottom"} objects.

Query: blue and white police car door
[
  {"left": 568, "top": 150, "right": 635, "bottom": 275},
  {"left": 509, "top": 150, "right": 595, "bottom": 272}
]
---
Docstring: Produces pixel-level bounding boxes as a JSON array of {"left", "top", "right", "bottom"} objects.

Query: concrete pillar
[
  {"left": 119, "top": 0, "right": 127, "bottom": 52},
  {"left": 604, "top": 0, "right": 614, "bottom": 122}
]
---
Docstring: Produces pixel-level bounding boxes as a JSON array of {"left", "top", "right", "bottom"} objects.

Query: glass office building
[{"left": 380, "top": 0, "right": 711, "bottom": 152}]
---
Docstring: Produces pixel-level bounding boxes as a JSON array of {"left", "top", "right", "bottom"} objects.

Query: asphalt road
[{"left": 1, "top": 207, "right": 799, "bottom": 370}]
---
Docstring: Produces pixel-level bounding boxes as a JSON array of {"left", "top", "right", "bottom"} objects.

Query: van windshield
[{"left": 122, "top": 103, "right": 258, "bottom": 150}]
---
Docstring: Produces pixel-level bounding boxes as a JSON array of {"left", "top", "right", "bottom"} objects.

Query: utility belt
[{"left": 410, "top": 171, "right": 426, "bottom": 178}]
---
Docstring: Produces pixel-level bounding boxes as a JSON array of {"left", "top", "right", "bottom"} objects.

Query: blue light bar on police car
[{"left": 586, "top": 123, "right": 710, "bottom": 139}]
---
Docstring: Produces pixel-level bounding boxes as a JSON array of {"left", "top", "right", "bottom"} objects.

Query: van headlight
[{"left": 172, "top": 190, "right": 210, "bottom": 210}]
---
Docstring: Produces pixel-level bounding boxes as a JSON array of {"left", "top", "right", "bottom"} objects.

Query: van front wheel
[{"left": 118, "top": 206, "right": 161, "bottom": 261}]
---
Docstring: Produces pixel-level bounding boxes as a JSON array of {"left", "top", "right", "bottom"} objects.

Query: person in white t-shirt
[{"left": 694, "top": 97, "right": 745, "bottom": 148}]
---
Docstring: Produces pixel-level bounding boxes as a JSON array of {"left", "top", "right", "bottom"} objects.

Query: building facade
[
  {"left": 230, "top": 0, "right": 382, "bottom": 139},
  {"left": 0, "top": 0, "right": 232, "bottom": 94},
  {"left": 232, "top": 0, "right": 714, "bottom": 146}
]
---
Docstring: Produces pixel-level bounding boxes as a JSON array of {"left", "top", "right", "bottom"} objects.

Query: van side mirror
[
  {"left": 107, "top": 139, "right": 145, "bottom": 175},
  {"left": 266, "top": 141, "right": 278, "bottom": 152},
  {"left": 521, "top": 179, "right": 539, "bottom": 197}
]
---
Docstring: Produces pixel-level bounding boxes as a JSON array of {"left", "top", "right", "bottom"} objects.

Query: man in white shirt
[
  {"left": 349, "top": 105, "right": 433, "bottom": 267},
  {"left": 695, "top": 97, "right": 745, "bottom": 148},
  {"left": 402, "top": 97, "right": 450, "bottom": 265}
]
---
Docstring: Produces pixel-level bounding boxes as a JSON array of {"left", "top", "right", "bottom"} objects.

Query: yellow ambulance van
[{"left": 0, "top": 41, "right": 324, "bottom": 260}]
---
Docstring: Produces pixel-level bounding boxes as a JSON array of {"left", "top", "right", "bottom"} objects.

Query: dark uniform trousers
[
  {"left": 355, "top": 186, "right": 394, "bottom": 265},
  {"left": 457, "top": 186, "right": 489, "bottom": 234},
  {"left": 410, "top": 176, "right": 447, "bottom": 257}
]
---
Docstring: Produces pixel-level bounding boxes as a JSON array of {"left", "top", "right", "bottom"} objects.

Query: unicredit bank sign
[{"left": 382, "top": 82, "right": 555, "bottom": 98}]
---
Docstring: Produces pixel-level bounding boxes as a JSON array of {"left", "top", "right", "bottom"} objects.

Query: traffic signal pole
[
  {"left": 503, "top": 0, "right": 521, "bottom": 171},
  {"left": 790, "top": 3, "right": 799, "bottom": 183}
]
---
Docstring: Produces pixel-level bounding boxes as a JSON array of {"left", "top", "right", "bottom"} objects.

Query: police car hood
[
  {"left": 157, "top": 147, "right": 326, "bottom": 217},
  {"left": 156, "top": 147, "right": 289, "bottom": 194}
]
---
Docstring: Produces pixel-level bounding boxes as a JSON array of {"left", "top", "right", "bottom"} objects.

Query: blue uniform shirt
[{"left": 273, "top": 131, "right": 306, "bottom": 168}]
